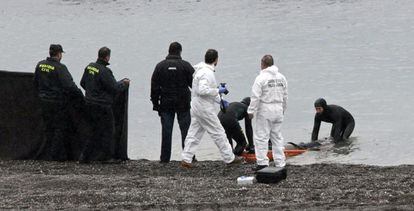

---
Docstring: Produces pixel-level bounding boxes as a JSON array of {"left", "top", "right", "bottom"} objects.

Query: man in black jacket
[
  {"left": 151, "top": 42, "right": 195, "bottom": 163},
  {"left": 312, "top": 98, "right": 355, "bottom": 142},
  {"left": 80, "top": 47, "right": 130, "bottom": 162},
  {"left": 218, "top": 97, "right": 254, "bottom": 155},
  {"left": 34, "top": 44, "right": 84, "bottom": 161}
]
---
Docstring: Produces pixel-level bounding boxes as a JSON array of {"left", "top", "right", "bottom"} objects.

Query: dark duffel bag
[{"left": 256, "top": 167, "right": 287, "bottom": 184}]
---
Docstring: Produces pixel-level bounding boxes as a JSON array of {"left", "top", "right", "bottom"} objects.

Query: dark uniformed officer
[
  {"left": 151, "top": 42, "right": 195, "bottom": 163},
  {"left": 218, "top": 97, "right": 254, "bottom": 155},
  {"left": 34, "top": 44, "right": 84, "bottom": 161},
  {"left": 80, "top": 47, "right": 130, "bottom": 162},
  {"left": 312, "top": 98, "right": 355, "bottom": 142}
]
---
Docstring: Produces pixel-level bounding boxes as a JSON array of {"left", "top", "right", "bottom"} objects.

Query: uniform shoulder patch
[
  {"left": 87, "top": 66, "right": 100, "bottom": 75},
  {"left": 39, "top": 64, "right": 55, "bottom": 73}
]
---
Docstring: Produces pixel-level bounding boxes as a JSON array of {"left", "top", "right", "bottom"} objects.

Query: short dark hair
[
  {"left": 261, "top": 55, "right": 274, "bottom": 67},
  {"left": 168, "top": 42, "right": 182, "bottom": 55},
  {"left": 98, "top": 47, "right": 111, "bottom": 59},
  {"left": 204, "top": 49, "right": 218, "bottom": 64}
]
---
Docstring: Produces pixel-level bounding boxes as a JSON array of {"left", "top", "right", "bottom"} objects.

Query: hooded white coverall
[
  {"left": 181, "top": 62, "right": 235, "bottom": 163},
  {"left": 247, "top": 65, "right": 288, "bottom": 167}
]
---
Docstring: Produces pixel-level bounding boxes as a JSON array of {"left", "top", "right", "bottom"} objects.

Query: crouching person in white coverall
[
  {"left": 181, "top": 49, "right": 243, "bottom": 168},
  {"left": 247, "top": 55, "right": 288, "bottom": 171}
]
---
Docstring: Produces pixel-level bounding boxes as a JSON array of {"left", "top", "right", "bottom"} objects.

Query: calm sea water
[{"left": 1, "top": 0, "right": 413, "bottom": 166}]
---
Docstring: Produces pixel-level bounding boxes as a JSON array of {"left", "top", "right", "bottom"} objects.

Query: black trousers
[
  {"left": 159, "top": 111, "right": 191, "bottom": 162},
  {"left": 80, "top": 103, "right": 115, "bottom": 161},
  {"left": 40, "top": 100, "right": 70, "bottom": 161},
  {"left": 219, "top": 117, "right": 247, "bottom": 156}
]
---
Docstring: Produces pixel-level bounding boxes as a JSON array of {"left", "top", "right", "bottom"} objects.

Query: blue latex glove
[
  {"left": 222, "top": 100, "right": 229, "bottom": 108},
  {"left": 218, "top": 86, "right": 228, "bottom": 94}
]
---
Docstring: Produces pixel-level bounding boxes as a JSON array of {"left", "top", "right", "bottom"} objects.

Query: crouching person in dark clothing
[
  {"left": 151, "top": 42, "right": 195, "bottom": 163},
  {"left": 34, "top": 44, "right": 84, "bottom": 161},
  {"left": 312, "top": 98, "right": 355, "bottom": 142},
  {"left": 80, "top": 47, "right": 130, "bottom": 163},
  {"left": 218, "top": 97, "right": 254, "bottom": 155}
]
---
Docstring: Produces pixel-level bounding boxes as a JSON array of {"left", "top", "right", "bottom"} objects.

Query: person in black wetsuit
[
  {"left": 312, "top": 98, "right": 355, "bottom": 142},
  {"left": 218, "top": 97, "right": 254, "bottom": 155}
]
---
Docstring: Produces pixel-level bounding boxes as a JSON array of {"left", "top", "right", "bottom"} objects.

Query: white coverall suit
[
  {"left": 247, "top": 65, "right": 288, "bottom": 167},
  {"left": 181, "top": 62, "right": 235, "bottom": 163}
]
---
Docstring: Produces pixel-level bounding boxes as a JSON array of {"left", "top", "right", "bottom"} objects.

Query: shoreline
[{"left": 1, "top": 160, "right": 413, "bottom": 210}]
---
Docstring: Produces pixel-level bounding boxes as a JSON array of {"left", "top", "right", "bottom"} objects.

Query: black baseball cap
[{"left": 49, "top": 44, "right": 65, "bottom": 54}]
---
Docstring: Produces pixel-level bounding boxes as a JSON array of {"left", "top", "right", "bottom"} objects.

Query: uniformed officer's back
[
  {"left": 34, "top": 44, "right": 82, "bottom": 102},
  {"left": 33, "top": 44, "right": 83, "bottom": 161},
  {"left": 80, "top": 47, "right": 129, "bottom": 106},
  {"left": 79, "top": 46, "right": 130, "bottom": 163}
]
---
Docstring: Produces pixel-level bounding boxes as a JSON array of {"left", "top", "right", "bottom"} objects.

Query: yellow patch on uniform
[
  {"left": 39, "top": 64, "right": 55, "bottom": 73},
  {"left": 87, "top": 66, "right": 99, "bottom": 75}
]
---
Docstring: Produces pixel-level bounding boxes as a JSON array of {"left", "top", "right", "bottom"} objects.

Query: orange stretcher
[{"left": 241, "top": 149, "right": 307, "bottom": 163}]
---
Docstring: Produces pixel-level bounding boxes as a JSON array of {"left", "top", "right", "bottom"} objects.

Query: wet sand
[{"left": 0, "top": 160, "right": 413, "bottom": 210}]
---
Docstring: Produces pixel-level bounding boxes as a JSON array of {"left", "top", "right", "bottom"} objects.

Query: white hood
[
  {"left": 262, "top": 65, "right": 279, "bottom": 76},
  {"left": 193, "top": 62, "right": 214, "bottom": 73}
]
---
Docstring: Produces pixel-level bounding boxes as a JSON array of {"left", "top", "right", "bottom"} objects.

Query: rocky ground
[{"left": 0, "top": 160, "right": 413, "bottom": 210}]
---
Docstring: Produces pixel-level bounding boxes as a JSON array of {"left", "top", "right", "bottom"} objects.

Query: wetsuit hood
[
  {"left": 314, "top": 98, "right": 327, "bottom": 109},
  {"left": 241, "top": 97, "right": 251, "bottom": 106}
]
